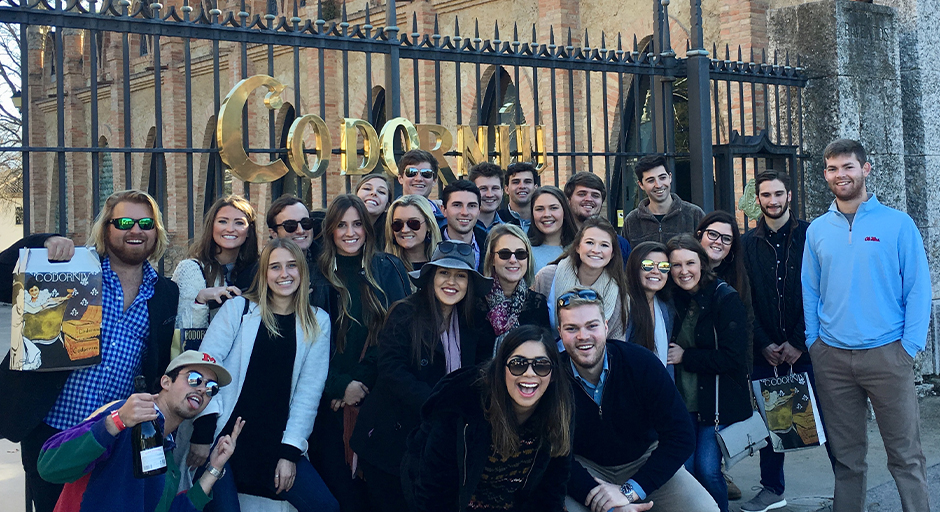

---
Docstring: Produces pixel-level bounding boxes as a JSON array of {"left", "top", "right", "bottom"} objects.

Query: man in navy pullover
[
  {"left": 802, "top": 139, "right": 931, "bottom": 512},
  {"left": 557, "top": 287, "right": 717, "bottom": 512}
]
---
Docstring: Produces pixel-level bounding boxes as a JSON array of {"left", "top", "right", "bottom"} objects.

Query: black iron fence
[{"left": 0, "top": 0, "right": 807, "bottom": 253}]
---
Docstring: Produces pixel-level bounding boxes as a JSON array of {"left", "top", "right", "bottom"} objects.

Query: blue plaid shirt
[{"left": 45, "top": 257, "right": 157, "bottom": 430}]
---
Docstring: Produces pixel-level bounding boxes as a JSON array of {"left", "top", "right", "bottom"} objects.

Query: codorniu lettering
[
  {"left": 217, "top": 74, "right": 549, "bottom": 184},
  {"left": 33, "top": 272, "right": 94, "bottom": 283}
]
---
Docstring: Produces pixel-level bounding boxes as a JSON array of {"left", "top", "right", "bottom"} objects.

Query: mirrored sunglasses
[
  {"left": 404, "top": 167, "right": 435, "bottom": 179},
  {"left": 557, "top": 289, "right": 600, "bottom": 308},
  {"left": 186, "top": 371, "right": 220, "bottom": 397},
  {"left": 506, "top": 356, "right": 554, "bottom": 377},
  {"left": 641, "top": 259, "right": 671, "bottom": 272},
  {"left": 109, "top": 217, "right": 155, "bottom": 230}
]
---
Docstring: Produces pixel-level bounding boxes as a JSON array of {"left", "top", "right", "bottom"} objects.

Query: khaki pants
[
  {"left": 809, "top": 340, "right": 929, "bottom": 512},
  {"left": 565, "top": 443, "right": 719, "bottom": 512}
]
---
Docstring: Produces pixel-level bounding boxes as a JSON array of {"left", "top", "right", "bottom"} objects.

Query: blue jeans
[
  {"left": 685, "top": 413, "right": 728, "bottom": 512},
  {"left": 204, "top": 458, "right": 339, "bottom": 512},
  {"left": 752, "top": 363, "right": 834, "bottom": 496}
]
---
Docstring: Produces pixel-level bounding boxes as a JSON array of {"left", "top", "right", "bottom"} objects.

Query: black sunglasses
[
  {"left": 495, "top": 249, "right": 529, "bottom": 261},
  {"left": 109, "top": 217, "right": 155, "bottom": 230},
  {"left": 557, "top": 289, "right": 600, "bottom": 308},
  {"left": 403, "top": 167, "right": 435, "bottom": 179},
  {"left": 703, "top": 229, "right": 733, "bottom": 246},
  {"left": 506, "top": 356, "right": 554, "bottom": 377},
  {"left": 438, "top": 240, "right": 473, "bottom": 256},
  {"left": 186, "top": 371, "right": 220, "bottom": 397},
  {"left": 641, "top": 259, "right": 671, "bottom": 272},
  {"left": 391, "top": 218, "right": 424, "bottom": 232},
  {"left": 276, "top": 217, "right": 314, "bottom": 233}
]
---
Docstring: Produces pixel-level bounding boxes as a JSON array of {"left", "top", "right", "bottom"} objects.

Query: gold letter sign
[{"left": 217, "top": 75, "right": 289, "bottom": 183}]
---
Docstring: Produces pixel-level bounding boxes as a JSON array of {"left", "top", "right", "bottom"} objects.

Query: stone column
[{"left": 769, "top": 0, "right": 937, "bottom": 376}]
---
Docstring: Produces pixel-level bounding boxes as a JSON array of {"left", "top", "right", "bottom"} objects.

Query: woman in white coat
[{"left": 189, "top": 238, "right": 338, "bottom": 512}]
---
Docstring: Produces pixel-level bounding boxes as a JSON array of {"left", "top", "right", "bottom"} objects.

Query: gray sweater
[{"left": 622, "top": 193, "right": 705, "bottom": 245}]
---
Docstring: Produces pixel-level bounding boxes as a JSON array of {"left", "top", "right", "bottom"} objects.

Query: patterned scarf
[
  {"left": 486, "top": 278, "right": 529, "bottom": 337},
  {"left": 552, "top": 256, "right": 624, "bottom": 339}
]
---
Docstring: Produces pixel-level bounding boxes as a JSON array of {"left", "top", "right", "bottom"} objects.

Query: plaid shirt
[{"left": 45, "top": 257, "right": 157, "bottom": 430}]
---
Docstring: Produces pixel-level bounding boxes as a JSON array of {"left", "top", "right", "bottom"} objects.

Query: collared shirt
[
  {"left": 476, "top": 212, "right": 505, "bottom": 232},
  {"left": 570, "top": 351, "right": 609, "bottom": 406},
  {"left": 45, "top": 257, "right": 157, "bottom": 430},
  {"left": 506, "top": 206, "right": 532, "bottom": 232},
  {"left": 442, "top": 227, "right": 481, "bottom": 269},
  {"left": 765, "top": 219, "right": 792, "bottom": 300}
]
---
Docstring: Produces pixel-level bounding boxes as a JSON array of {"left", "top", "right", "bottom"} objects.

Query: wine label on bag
[{"left": 139, "top": 446, "right": 167, "bottom": 472}]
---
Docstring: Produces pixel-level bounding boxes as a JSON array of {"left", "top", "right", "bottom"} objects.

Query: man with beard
[
  {"left": 741, "top": 170, "right": 826, "bottom": 512},
  {"left": 557, "top": 288, "right": 717, "bottom": 512},
  {"left": 38, "top": 351, "right": 241, "bottom": 512},
  {"left": 0, "top": 190, "right": 180, "bottom": 512},
  {"left": 803, "top": 139, "right": 931, "bottom": 512},
  {"left": 563, "top": 171, "right": 632, "bottom": 263},
  {"left": 497, "top": 162, "right": 538, "bottom": 231},
  {"left": 440, "top": 179, "right": 488, "bottom": 271},
  {"left": 621, "top": 155, "right": 704, "bottom": 245}
]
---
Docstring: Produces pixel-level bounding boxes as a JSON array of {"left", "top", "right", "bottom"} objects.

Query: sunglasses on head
[
  {"left": 495, "top": 249, "right": 529, "bottom": 261},
  {"left": 641, "top": 259, "right": 671, "bottom": 272},
  {"left": 438, "top": 240, "right": 473, "bottom": 256},
  {"left": 391, "top": 218, "right": 424, "bottom": 232},
  {"left": 506, "top": 356, "right": 554, "bottom": 377},
  {"left": 703, "top": 229, "right": 733, "bottom": 246},
  {"left": 557, "top": 289, "right": 600, "bottom": 308},
  {"left": 109, "top": 217, "right": 155, "bottom": 230},
  {"left": 186, "top": 371, "right": 220, "bottom": 397},
  {"left": 403, "top": 167, "right": 436, "bottom": 180},
  {"left": 276, "top": 217, "right": 314, "bottom": 233}
]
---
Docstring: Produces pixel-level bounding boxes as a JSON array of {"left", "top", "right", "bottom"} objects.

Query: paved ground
[{"left": 0, "top": 302, "right": 937, "bottom": 511}]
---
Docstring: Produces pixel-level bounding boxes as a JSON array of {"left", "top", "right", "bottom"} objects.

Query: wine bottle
[{"left": 132, "top": 375, "right": 167, "bottom": 479}]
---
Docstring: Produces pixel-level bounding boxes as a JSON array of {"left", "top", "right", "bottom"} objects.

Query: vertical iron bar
[
  {"left": 122, "top": 1, "right": 132, "bottom": 188},
  {"left": 566, "top": 53, "right": 575, "bottom": 171},
  {"left": 240, "top": 0, "right": 249, "bottom": 198},
  {"left": 786, "top": 85, "right": 793, "bottom": 145},
  {"left": 774, "top": 83, "right": 781, "bottom": 144},
  {"left": 54, "top": 16, "right": 66, "bottom": 234},
  {"left": 319, "top": 31, "right": 327, "bottom": 207},
  {"left": 385, "top": 0, "right": 401, "bottom": 120},
  {"left": 20, "top": 22, "right": 29, "bottom": 235},
  {"left": 152, "top": 0, "right": 166, "bottom": 276},
  {"left": 90, "top": 8, "right": 100, "bottom": 217},
  {"left": 585, "top": 69, "right": 594, "bottom": 175},
  {"left": 343, "top": 10, "right": 351, "bottom": 193},
  {"left": 797, "top": 85, "right": 805, "bottom": 218},
  {"left": 601, "top": 68, "right": 610, "bottom": 217},
  {"left": 549, "top": 61, "right": 559, "bottom": 185},
  {"left": 185, "top": 0, "right": 195, "bottom": 240},
  {"left": 713, "top": 78, "right": 719, "bottom": 143},
  {"left": 212, "top": 0, "right": 223, "bottom": 199},
  {"left": 686, "top": 0, "right": 714, "bottom": 211},
  {"left": 292, "top": 0, "right": 301, "bottom": 195}
]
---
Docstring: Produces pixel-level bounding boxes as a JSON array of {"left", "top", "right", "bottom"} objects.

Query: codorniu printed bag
[
  {"left": 711, "top": 328, "right": 768, "bottom": 471},
  {"left": 752, "top": 365, "right": 826, "bottom": 453}
]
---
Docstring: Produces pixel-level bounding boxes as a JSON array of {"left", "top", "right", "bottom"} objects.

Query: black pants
[
  {"left": 309, "top": 410, "right": 369, "bottom": 512},
  {"left": 359, "top": 459, "right": 409, "bottom": 512},
  {"left": 20, "top": 422, "right": 64, "bottom": 512}
]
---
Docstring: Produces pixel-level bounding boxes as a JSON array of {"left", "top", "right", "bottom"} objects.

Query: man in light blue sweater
[{"left": 802, "top": 139, "right": 931, "bottom": 512}]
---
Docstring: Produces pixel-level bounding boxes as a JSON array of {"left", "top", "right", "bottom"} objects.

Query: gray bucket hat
[{"left": 408, "top": 240, "right": 492, "bottom": 296}]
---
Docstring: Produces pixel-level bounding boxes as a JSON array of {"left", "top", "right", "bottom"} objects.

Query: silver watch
[
  {"left": 205, "top": 465, "right": 225, "bottom": 479},
  {"left": 619, "top": 481, "right": 639, "bottom": 503}
]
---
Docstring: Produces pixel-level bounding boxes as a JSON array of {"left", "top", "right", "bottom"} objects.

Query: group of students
[
  {"left": 145, "top": 147, "right": 768, "bottom": 512},
  {"left": 2, "top": 138, "right": 931, "bottom": 512}
]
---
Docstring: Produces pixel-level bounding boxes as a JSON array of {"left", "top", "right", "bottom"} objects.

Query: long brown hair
[
  {"left": 625, "top": 241, "right": 669, "bottom": 352},
  {"left": 316, "top": 195, "right": 389, "bottom": 351},
  {"left": 666, "top": 233, "right": 716, "bottom": 292},
  {"left": 406, "top": 266, "right": 478, "bottom": 366},
  {"left": 556, "top": 216, "right": 630, "bottom": 330},
  {"left": 527, "top": 186, "right": 578, "bottom": 247},
  {"left": 480, "top": 325, "right": 572, "bottom": 457},
  {"left": 189, "top": 195, "right": 258, "bottom": 286},
  {"left": 695, "top": 210, "right": 749, "bottom": 302},
  {"left": 243, "top": 238, "right": 320, "bottom": 341}
]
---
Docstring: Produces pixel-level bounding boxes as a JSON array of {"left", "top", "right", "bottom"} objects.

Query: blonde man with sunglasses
[
  {"left": 557, "top": 287, "right": 718, "bottom": 512},
  {"left": 0, "top": 190, "right": 179, "bottom": 512}
]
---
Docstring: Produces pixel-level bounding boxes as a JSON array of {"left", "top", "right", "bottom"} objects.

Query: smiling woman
[{"left": 402, "top": 325, "right": 573, "bottom": 512}]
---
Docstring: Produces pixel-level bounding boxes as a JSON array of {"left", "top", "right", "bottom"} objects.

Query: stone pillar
[{"left": 769, "top": 0, "right": 937, "bottom": 376}]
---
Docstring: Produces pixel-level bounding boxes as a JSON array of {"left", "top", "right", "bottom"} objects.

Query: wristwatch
[
  {"left": 205, "top": 465, "right": 225, "bottom": 479},
  {"left": 620, "top": 481, "right": 639, "bottom": 503}
]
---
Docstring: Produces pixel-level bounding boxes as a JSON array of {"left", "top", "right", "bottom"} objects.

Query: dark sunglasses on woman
[
  {"left": 495, "top": 249, "right": 529, "bottom": 261},
  {"left": 506, "top": 356, "right": 554, "bottom": 377},
  {"left": 275, "top": 217, "right": 314, "bottom": 233},
  {"left": 391, "top": 218, "right": 424, "bottom": 232}
]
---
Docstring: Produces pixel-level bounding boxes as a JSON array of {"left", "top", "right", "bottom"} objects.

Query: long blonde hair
[
  {"left": 384, "top": 194, "right": 442, "bottom": 271},
  {"left": 243, "top": 238, "right": 319, "bottom": 342},
  {"left": 89, "top": 190, "right": 170, "bottom": 261}
]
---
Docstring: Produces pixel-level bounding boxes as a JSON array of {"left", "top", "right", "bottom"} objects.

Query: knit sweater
[
  {"left": 38, "top": 400, "right": 211, "bottom": 512},
  {"left": 621, "top": 193, "right": 705, "bottom": 245}
]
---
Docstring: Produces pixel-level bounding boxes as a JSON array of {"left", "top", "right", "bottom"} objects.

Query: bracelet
[
  {"left": 205, "top": 465, "right": 225, "bottom": 479},
  {"left": 110, "top": 411, "right": 126, "bottom": 432},
  {"left": 194, "top": 298, "right": 205, "bottom": 305}
]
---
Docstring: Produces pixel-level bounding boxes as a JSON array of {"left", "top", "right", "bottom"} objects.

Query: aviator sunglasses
[
  {"left": 506, "top": 356, "right": 554, "bottom": 377},
  {"left": 275, "top": 217, "right": 314, "bottom": 233},
  {"left": 557, "top": 289, "right": 600, "bottom": 308},
  {"left": 403, "top": 167, "right": 436, "bottom": 179},
  {"left": 109, "top": 217, "right": 155, "bottom": 230},
  {"left": 495, "top": 249, "right": 529, "bottom": 261},
  {"left": 391, "top": 218, "right": 424, "bottom": 232},
  {"left": 641, "top": 260, "right": 671, "bottom": 272},
  {"left": 186, "top": 371, "right": 220, "bottom": 397}
]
